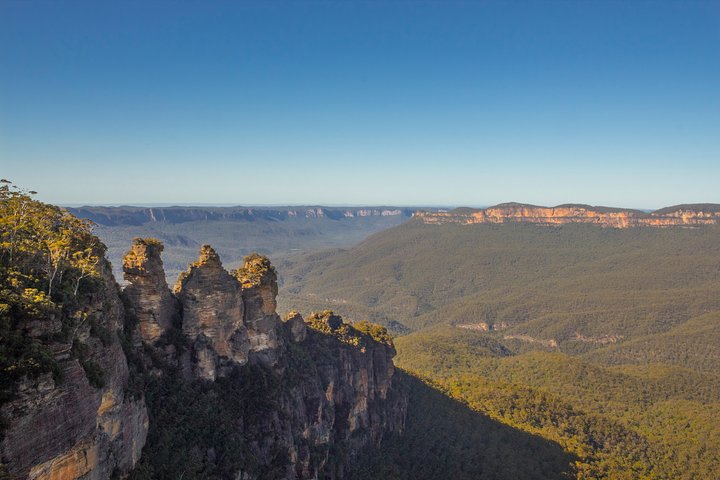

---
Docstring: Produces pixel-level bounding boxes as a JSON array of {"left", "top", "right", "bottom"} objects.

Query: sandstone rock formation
[
  {"left": 2, "top": 236, "right": 406, "bottom": 480},
  {"left": 235, "top": 253, "right": 283, "bottom": 366},
  {"left": 131, "top": 307, "right": 407, "bottom": 479},
  {"left": 122, "top": 238, "right": 176, "bottom": 343},
  {"left": 415, "top": 202, "right": 720, "bottom": 228},
  {"left": 0, "top": 263, "right": 148, "bottom": 480},
  {"left": 284, "top": 311, "right": 307, "bottom": 343},
  {"left": 174, "top": 245, "right": 250, "bottom": 380},
  {"left": 265, "top": 312, "right": 406, "bottom": 478}
]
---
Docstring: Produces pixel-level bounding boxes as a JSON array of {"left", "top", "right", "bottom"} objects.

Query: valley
[
  {"left": 278, "top": 205, "right": 720, "bottom": 479},
  {"left": 68, "top": 206, "right": 418, "bottom": 281},
  {"left": 3, "top": 195, "right": 720, "bottom": 479}
]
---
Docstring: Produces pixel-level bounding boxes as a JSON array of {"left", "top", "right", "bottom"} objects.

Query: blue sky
[{"left": 1, "top": 1, "right": 718, "bottom": 208}]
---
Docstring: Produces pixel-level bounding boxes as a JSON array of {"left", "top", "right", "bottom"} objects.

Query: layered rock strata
[
  {"left": 124, "top": 244, "right": 406, "bottom": 479},
  {"left": 122, "top": 238, "right": 176, "bottom": 343},
  {"left": 0, "top": 263, "right": 148, "bottom": 480},
  {"left": 3, "top": 238, "right": 406, "bottom": 480},
  {"left": 234, "top": 253, "right": 283, "bottom": 366},
  {"left": 415, "top": 203, "right": 720, "bottom": 228},
  {"left": 173, "top": 245, "right": 250, "bottom": 380}
]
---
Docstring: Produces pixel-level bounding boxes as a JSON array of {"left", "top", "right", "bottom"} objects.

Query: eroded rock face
[
  {"left": 235, "top": 254, "right": 283, "bottom": 366},
  {"left": 122, "top": 238, "right": 177, "bottom": 343},
  {"left": 2, "top": 236, "right": 405, "bottom": 480},
  {"left": 284, "top": 311, "right": 307, "bottom": 343},
  {"left": 415, "top": 203, "right": 720, "bottom": 228},
  {"left": 233, "top": 313, "right": 406, "bottom": 479},
  {"left": 174, "top": 245, "right": 250, "bottom": 380},
  {"left": 0, "top": 263, "right": 148, "bottom": 480}
]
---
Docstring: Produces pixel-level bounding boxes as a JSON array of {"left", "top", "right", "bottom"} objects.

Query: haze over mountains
[
  {"left": 3, "top": 189, "right": 720, "bottom": 479},
  {"left": 68, "top": 205, "right": 418, "bottom": 281},
  {"left": 72, "top": 202, "right": 720, "bottom": 284}
]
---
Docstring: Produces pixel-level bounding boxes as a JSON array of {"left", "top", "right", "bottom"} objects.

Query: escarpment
[
  {"left": 234, "top": 253, "right": 283, "bottom": 366},
  {"left": 0, "top": 260, "right": 148, "bottom": 480},
  {"left": 173, "top": 245, "right": 250, "bottom": 380},
  {"left": 120, "top": 242, "right": 407, "bottom": 479},
  {"left": 1, "top": 222, "right": 406, "bottom": 479},
  {"left": 415, "top": 202, "right": 720, "bottom": 228},
  {"left": 122, "top": 238, "right": 177, "bottom": 344}
]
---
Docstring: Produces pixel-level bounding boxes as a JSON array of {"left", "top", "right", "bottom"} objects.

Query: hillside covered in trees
[
  {"left": 280, "top": 216, "right": 720, "bottom": 479},
  {"left": 1, "top": 184, "right": 582, "bottom": 479},
  {"left": 4, "top": 183, "right": 720, "bottom": 479}
]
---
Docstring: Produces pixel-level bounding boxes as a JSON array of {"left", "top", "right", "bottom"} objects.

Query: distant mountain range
[
  {"left": 277, "top": 208, "right": 720, "bottom": 478},
  {"left": 415, "top": 202, "right": 720, "bottom": 228},
  {"left": 67, "top": 205, "right": 416, "bottom": 226},
  {"left": 67, "top": 205, "right": 423, "bottom": 281},
  {"left": 71, "top": 203, "right": 720, "bottom": 282}
]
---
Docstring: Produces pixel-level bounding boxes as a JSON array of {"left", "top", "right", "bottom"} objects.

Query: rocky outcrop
[
  {"left": 415, "top": 203, "right": 720, "bottom": 228},
  {"left": 2, "top": 235, "right": 406, "bottom": 480},
  {"left": 264, "top": 312, "right": 406, "bottom": 479},
  {"left": 122, "top": 238, "right": 177, "bottom": 343},
  {"left": 284, "top": 311, "right": 307, "bottom": 343},
  {"left": 174, "top": 245, "right": 250, "bottom": 380},
  {"left": 0, "top": 263, "right": 148, "bottom": 480},
  {"left": 131, "top": 307, "right": 407, "bottom": 479},
  {"left": 126, "top": 244, "right": 406, "bottom": 479},
  {"left": 235, "top": 253, "right": 283, "bottom": 366}
]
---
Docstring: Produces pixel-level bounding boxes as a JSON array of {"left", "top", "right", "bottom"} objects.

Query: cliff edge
[
  {"left": 0, "top": 184, "right": 407, "bottom": 480},
  {"left": 414, "top": 203, "right": 720, "bottom": 228}
]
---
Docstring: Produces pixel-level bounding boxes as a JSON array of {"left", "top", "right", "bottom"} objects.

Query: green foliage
[
  {"left": 351, "top": 371, "right": 577, "bottom": 480},
  {"left": 392, "top": 326, "right": 720, "bottom": 479},
  {"left": 352, "top": 320, "right": 393, "bottom": 346},
  {"left": 282, "top": 220, "right": 720, "bottom": 478},
  {"left": 89, "top": 316, "right": 114, "bottom": 347},
  {"left": 305, "top": 310, "right": 363, "bottom": 347},
  {"left": 1, "top": 181, "right": 110, "bottom": 404},
  {"left": 0, "top": 332, "right": 61, "bottom": 402},
  {"left": 81, "top": 360, "right": 106, "bottom": 388},
  {"left": 235, "top": 252, "right": 276, "bottom": 288},
  {"left": 304, "top": 310, "right": 393, "bottom": 351},
  {"left": 280, "top": 221, "right": 720, "bottom": 347},
  {"left": 128, "top": 365, "right": 285, "bottom": 480},
  {"left": 71, "top": 338, "right": 106, "bottom": 389},
  {"left": 133, "top": 237, "right": 164, "bottom": 250}
]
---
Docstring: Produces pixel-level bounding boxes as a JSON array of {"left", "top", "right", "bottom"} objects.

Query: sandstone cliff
[
  {"left": 0, "top": 261, "right": 148, "bottom": 480},
  {"left": 173, "top": 245, "right": 250, "bottom": 380},
  {"left": 127, "top": 306, "right": 406, "bottom": 480},
  {"left": 122, "top": 238, "right": 177, "bottom": 344},
  {"left": 2, "top": 226, "right": 406, "bottom": 480},
  {"left": 122, "top": 243, "right": 407, "bottom": 479},
  {"left": 234, "top": 253, "right": 283, "bottom": 367},
  {"left": 414, "top": 202, "right": 720, "bottom": 228}
]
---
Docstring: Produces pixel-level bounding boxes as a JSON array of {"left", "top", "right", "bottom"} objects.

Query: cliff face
[
  {"left": 67, "top": 206, "right": 414, "bottom": 227},
  {"left": 173, "top": 245, "right": 250, "bottom": 380},
  {"left": 122, "top": 238, "right": 177, "bottom": 344},
  {"left": 119, "top": 243, "right": 407, "bottom": 479},
  {"left": 0, "top": 263, "right": 148, "bottom": 480},
  {"left": 235, "top": 253, "right": 283, "bottom": 367},
  {"left": 414, "top": 203, "right": 720, "bottom": 228},
  {"left": 266, "top": 313, "right": 405, "bottom": 479},
  {"left": 2, "top": 229, "right": 405, "bottom": 480}
]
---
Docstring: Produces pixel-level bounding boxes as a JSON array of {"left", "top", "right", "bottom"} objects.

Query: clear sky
[{"left": 1, "top": 1, "right": 718, "bottom": 208}]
